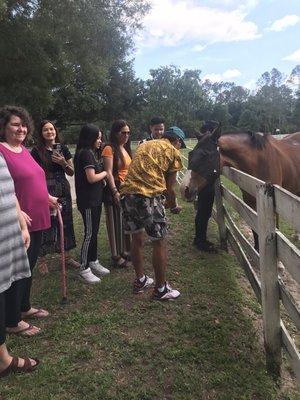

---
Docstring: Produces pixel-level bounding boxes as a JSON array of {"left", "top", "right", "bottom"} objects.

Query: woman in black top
[
  {"left": 74, "top": 124, "right": 109, "bottom": 284},
  {"left": 31, "top": 120, "right": 78, "bottom": 275}
]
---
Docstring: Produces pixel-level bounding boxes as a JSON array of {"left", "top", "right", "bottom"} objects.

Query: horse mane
[{"left": 221, "top": 131, "right": 269, "bottom": 150}]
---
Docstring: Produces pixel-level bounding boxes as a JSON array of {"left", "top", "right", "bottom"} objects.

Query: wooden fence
[
  {"left": 214, "top": 167, "right": 300, "bottom": 381},
  {"left": 177, "top": 157, "right": 300, "bottom": 382}
]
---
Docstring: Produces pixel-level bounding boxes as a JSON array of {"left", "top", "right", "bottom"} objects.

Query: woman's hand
[
  {"left": 21, "top": 210, "right": 32, "bottom": 227},
  {"left": 21, "top": 226, "right": 30, "bottom": 249},
  {"left": 49, "top": 195, "right": 59, "bottom": 209},
  {"left": 52, "top": 154, "right": 74, "bottom": 176},
  {"left": 51, "top": 153, "right": 67, "bottom": 166},
  {"left": 85, "top": 169, "right": 107, "bottom": 184},
  {"left": 101, "top": 171, "right": 107, "bottom": 180},
  {"left": 113, "top": 191, "right": 121, "bottom": 207}
]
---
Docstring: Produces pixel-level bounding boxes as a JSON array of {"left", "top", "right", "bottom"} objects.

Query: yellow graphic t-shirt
[{"left": 120, "top": 139, "right": 183, "bottom": 197}]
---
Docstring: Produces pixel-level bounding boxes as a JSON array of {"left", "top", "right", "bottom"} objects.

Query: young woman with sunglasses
[{"left": 102, "top": 120, "right": 132, "bottom": 268}]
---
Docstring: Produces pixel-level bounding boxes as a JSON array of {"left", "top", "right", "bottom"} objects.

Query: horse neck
[
  {"left": 219, "top": 146, "right": 257, "bottom": 175},
  {"left": 220, "top": 137, "right": 282, "bottom": 184},
  {"left": 271, "top": 135, "right": 300, "bottom": 194}
]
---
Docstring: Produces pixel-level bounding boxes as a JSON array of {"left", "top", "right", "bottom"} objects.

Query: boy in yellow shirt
[{"left": 120, "top": 127, "right": 186, "bottom": 300}]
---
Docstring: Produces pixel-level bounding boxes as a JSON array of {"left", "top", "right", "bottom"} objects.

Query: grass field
[{"left": 1, "top": 196, "right": 299, "bottom": 399}]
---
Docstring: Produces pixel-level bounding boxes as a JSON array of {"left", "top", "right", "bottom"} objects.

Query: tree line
[{"left": 1, "top": 1, "right": 299, "bottom": 142}]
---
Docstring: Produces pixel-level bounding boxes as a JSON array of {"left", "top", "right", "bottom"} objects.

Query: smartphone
[{"left": 52, "top": 143, "right": 62, "bottom": 155}]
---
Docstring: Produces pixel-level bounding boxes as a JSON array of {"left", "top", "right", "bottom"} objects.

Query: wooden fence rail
[{"left": 215, "top": 167, "right": 300, "bottom": 382}]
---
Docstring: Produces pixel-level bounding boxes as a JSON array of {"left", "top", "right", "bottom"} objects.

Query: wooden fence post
[
  {"left": 257, "top": 183, "right": 281, "bottom": 378},
  {"left": 214, "top": 178, "right": 227, "bottom": 251}
]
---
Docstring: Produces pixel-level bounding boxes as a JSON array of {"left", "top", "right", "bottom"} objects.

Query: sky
[{"left": 133, "top": 0, "right": 300, "bottom": 89}]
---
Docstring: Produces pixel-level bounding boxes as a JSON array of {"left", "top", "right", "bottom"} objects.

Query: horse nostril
[
  {"left": 184, "top": 186, "right": 189, "bottom": 198},
  {"left": 184, "top": 187, "right": 195, "bottom": 202}
]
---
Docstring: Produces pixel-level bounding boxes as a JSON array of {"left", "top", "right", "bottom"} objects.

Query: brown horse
[{"left": 182, "top": 130, "right": 300, "bottom": 248}]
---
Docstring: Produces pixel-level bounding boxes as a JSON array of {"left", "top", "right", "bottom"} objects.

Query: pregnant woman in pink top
[{"left": 0, "top": 106, "right": 58, "bottom": 336}]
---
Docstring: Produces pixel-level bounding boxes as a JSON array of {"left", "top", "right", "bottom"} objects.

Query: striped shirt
[{"left": 0, "top": 154, "right": 30, "bottom": 293}]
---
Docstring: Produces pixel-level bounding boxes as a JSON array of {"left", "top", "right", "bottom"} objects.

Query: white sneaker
[
  {"left": 133, "top": 275, "right": 154, "bottom": 294},
  {"left": 79, "top": 267, "right": 101, "bottom": 284},
  {"left": 151, "top": 282, "right": 180, "bottom": 300},
  {"left": 89, "top": 260, "right": 110, "bottom": 276}
]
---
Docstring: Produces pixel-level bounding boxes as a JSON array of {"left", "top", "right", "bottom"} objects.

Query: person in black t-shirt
[
  {"left": 193, "top": 121, "right": 219, "bottom": 253},
  {"left": 74, "top": 124, "right": 110, "bottom": 284},
  {"left": 138, "top": 116, "right": 165, "bottom": 145}
]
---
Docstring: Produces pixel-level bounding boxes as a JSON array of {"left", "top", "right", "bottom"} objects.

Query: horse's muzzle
[{"left": 184, "top": 186, "right": 197, "bottom": 202}]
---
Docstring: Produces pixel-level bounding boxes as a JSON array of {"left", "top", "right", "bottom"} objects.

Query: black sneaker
[
  {"left": 195, "top": 240, "right": 217, "bottom": 253},
  {"left": 133, "top": 275, "right": 154, "bottom": 294},
  {"left": 151, "top": 283, "right": 180, "bottom": 301}
]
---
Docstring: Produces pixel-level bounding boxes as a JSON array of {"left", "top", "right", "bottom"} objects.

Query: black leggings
[
  {"left": 79, "top": 206, "right": 102, "bottom": 269},
  {"left": 20, "top": 231, "right": 43, "bottom": 313},
  {"left": 4, "top": 231, "right": 42, "bottom": 328},
  {"left": 4, "top": 280, "right": 23, "bottom": 328},
  {"left": 194, "top": 183, "right": 215, "bottom": 243},
  {"left": 0, "top": 283, "right": 22, "bottom": 341},
  {"left": 0, "top": 292, "right": 5, "bottom": 345}
]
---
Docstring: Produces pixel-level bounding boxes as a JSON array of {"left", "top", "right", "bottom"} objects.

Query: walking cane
[
  {"left": 57, "top": 205, "right": 67, "bottom": 304},
  {"left": 105, "top": 205, "right": 118, "bottom": 258}
]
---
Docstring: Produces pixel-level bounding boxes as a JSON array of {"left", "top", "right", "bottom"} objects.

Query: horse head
[{"left": 181, "top": 122, "right": 221, "bottom": 201}]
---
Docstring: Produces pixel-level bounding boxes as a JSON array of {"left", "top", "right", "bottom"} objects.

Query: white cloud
[
  {"left": 196, "top": 0, "right": 259, "bottom": 11},
  {"left": 283, "top": 49, "right": 300, "bottom": 62},
  {"left": 269, "top": 15, "right": 300, "bottom": 32},
  {"left": 192, "top": 45, "right": 206, "bottom": 53},
  {"left": 243, "top": 79, "right": 256, "bottom": 90},
  {"left": 137, "top": 0, "right": 260, "bottom": 49},
  {"left": 203, "top": 69, "right": 241, "bottom": 82},
  {"left": 223, "top": 69, "right": 242, "bottom": 79}
]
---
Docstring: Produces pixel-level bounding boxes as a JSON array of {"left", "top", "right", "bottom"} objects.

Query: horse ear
[{"left": 211, "top": 122, "right": 221, "bottom": 142}]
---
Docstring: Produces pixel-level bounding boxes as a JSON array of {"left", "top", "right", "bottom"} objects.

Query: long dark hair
[
  {"left": 75, "top": 123, "right": 101, "bottom": 161},
  {"left": 109, "top": 119, "right": 132, "bottom": 168},
  {"left": 35, "top": 120, "right": 61, "bottom": 166}
]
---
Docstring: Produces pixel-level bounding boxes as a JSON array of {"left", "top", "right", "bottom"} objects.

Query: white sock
[
  {"left": 158, "top": 284, "right": 165, "bottom": 293},
  {"left": 139, "top": 275, "right": 146, "bottom": 283}
]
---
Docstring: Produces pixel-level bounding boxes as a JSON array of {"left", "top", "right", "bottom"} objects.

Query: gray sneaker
[
  {"left": 89, "top": 260, "right": 110, "bottom": 276},
  {"left": 79, "top": 267, "right": 101, "bottom": 284}
]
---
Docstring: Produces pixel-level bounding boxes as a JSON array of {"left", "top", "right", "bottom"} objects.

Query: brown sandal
[
  {"left": 0, "top": 357, "right": 39, "bottom": 378},
  {"left": 7, "top": 324, "right": 40, "bottom": 337},
  {"left": 121, "top": 253, "right": 131, "bottom": 262},
  {"left": 22, "top": 308, "right": 49, "bottom": 320},
  {"left": 112, "top": 257, "right": 130, "bottom": 269},
  {"left": 66, "top": 258, "right": 81, "bottom": 269}
]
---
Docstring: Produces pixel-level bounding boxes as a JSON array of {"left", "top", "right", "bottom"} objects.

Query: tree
[
  {"left": 210, "top": 103, "right": 231, "bottom": 129},
  {"left": 251, "top": 68, "right": 294, "bottom": 132},
  {"left": 101, "top": 62, "right": 146, "bottom": 124},
  {"left": 287, "top": 65, "right": 300, "bottom": 91},
  {"left": 143, "top": 66, "right": 209, "bottom": 136},
  {"left": 0, "top": 0, "right": 150, "bottom": 123},
  {"left": 291, "top": 90, "right": 300, "bottom": 130},
  {"left": 238, "top": 108, "right": 261, "bottom": 131}
]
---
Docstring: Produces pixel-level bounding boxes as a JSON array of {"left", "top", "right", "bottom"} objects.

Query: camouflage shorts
[{"left": 121, "top": 194, "right": 167, "bottom": 240}]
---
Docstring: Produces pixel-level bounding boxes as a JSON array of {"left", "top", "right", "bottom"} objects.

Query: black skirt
[{"left": 40, "top": 171, "right": 76, "bottom": 256}]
